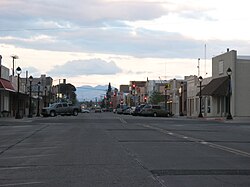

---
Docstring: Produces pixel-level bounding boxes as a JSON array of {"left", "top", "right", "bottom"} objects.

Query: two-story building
[{"left": 201, "top": 49, "right": 250, "bottom": 117}]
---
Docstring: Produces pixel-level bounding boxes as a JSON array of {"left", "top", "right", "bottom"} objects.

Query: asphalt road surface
[{"left": 0, "top": 112, "right": 250, "bottom": 187}]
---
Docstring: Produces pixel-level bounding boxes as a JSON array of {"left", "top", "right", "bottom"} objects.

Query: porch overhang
[
  {"left": 0, "top": 78, "right": 16, "bottom": 92},
  {"left": 198, "top": 76, "right": 229, "bottom": 96}
]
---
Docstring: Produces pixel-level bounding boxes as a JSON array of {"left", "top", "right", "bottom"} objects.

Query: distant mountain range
[{"left": 76, "top": 85, "right": 112, "bottom": 101}]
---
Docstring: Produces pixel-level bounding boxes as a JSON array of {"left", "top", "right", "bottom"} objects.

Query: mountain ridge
[{"left": 76, "top": 85, "right": 114, "bottom": 101}]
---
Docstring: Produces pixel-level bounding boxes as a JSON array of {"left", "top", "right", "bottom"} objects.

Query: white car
[
  {"left": 95, "top": 107, "right": 102, "bottom": 113},
  {"left": 81, "top": 108, "right": 90, "bottom": 113}
]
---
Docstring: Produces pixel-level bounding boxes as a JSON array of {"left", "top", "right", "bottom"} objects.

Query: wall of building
[
  {"left": 212, "top": 50, "right": 236, "bottom": 117},
  {"left": 235, "top": 59, "right": 250, "bottom": 116},
  {"left": 186, "top": 75, "right": 198, "bottom": 117},
  {"left": 0, "top": 62, "right": 12, "bottom": 115},
  {"left": 212, "top": 50, "right": 237, "bottom": 78}
]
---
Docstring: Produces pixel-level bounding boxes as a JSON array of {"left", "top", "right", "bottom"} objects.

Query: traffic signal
[
  {"left": 132, "top": 84, "right": 136, "bottom": 89},
  {"left": 132, "top": 83, "right": 136, "bottom": 96},
  {"left": 144, "top": 96, "right": 147, "bottom": 102}
]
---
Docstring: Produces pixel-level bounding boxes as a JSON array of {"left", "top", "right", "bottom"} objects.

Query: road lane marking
[
  {"left": 207, "top": 143, "right": 250, "bottom": 157},
  {"left": 118, "top": 117, "right": 127, "bottom": 124},
  {"left": 140, "top": 124, "right": 250, "bottom": 158},
  {"left": 200, "top": 141, "right": 208, "bottom": 145}
]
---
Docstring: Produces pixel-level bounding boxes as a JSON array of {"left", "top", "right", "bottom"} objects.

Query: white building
[{"left": 197, "top": 49, "right": 250, "bottom": 118}]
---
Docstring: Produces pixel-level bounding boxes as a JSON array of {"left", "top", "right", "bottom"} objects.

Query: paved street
[{"left": 0, "top": 113, "right": 250, "bottom": 187}]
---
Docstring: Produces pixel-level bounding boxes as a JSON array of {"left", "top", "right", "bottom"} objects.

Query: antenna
[
  {"left": 204, "top": 44, "right": 208, "bottom": 76},
  {"left": 197, "top": 58, "right": 200, "bottom": 76}
]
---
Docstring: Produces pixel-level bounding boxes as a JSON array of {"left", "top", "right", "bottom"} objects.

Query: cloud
[
  {"left": 126, "top": 70, "right": 153, "bottom": 75},
  {"left": 0, "top": 0, "right": 168, "bottom": 22},
  {"left": 21, "top": 66, "right": 41, "bottom": 77},
  {"left": 1, "top": 0, "right": 250, "bottom": 61},
  {"left": 47, "top": 58, "right": 122, "bottom": 77}
]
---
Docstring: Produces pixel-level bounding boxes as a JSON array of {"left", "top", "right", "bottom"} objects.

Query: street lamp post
[
  {"left": 28, "top": 76, "right": 33, "bottom": 118},
  {"left": 226, "top": 68, "right": 233, "bottom": 120},
  {"left": 44, "top": 86, "right": 47, "bottom": 107},
  {"left": 198, "top": 76, "right": 203, "bottom": 118},
  {"left": 36, "top": 81, "right": 41, "bottom": 117},
  {"left": 179, "top": 82, "right": 184, "bottom": 116},
  {"left": 15, "top": 67, "right": 22, "bottom": 119},
  {"left": 164, "top": 88, "right": 167, "bottom": 111}
]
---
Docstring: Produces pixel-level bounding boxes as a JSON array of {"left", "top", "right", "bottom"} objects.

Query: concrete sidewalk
[
  {"left": 0, "top": 116, "right": 41, "bottom": 123},
  {"left": 184, "top": 116, "right": 250, "bottom": 123}
]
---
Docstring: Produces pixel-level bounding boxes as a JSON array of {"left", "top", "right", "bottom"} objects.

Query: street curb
[{"left": 0, "top": 116, "right": 42, "bottom": 123}]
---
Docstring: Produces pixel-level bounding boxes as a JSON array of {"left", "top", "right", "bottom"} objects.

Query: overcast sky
[{"left": 1, "top": 0, "right": 249, "bottom": 88}]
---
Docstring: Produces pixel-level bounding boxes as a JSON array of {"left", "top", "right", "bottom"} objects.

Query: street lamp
[
  {"left": 36, "top": 81, "right": 41, "bottom": 117},
  {"left": 198, "top": 76, "right": 203, "bottom": 118},
  {"left": 44, "top": 86, "right": 47, "bottom": 107},
  {"left": 226, "top": 68, "right": 233, "bottom": 120},
  {"left": 15, "top": 67, "right": 22, "bottom": 119},
  {"left": 28, "top": 76, "right": 33, "bottom": 118},
  {"left": 179, "top": 82, "right": 184, "bottom": 116}
]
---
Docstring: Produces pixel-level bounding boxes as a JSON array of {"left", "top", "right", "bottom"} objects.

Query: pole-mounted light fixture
[
  {"left": 28, "top": 76, "right": 33, "bottom": 118},
  {"left": 226, "top": 68, "right": 233, "bottom": 120},
  {"left": 198, "top": 76, "right": 203, "bottom": 118},
  {"left": 15, "top": 67, "right": 22, "bottom": 119},
  {"left": 36, "top": 81, "right": 41, "bottom": 117}
]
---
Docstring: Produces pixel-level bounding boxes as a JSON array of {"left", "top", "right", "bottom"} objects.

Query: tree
[
  {"left": 106, "top": 82, "right": 112, "bottom": 108},
  {"left": 149, "top": 91, "right": 164, "bottom": 104},
  {"left": 106, "top": 82, "right": 112, "bottom": 98}
]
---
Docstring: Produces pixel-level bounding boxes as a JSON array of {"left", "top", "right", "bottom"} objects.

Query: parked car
[
  {"left": 123, "top": 107, "right": 134, "bottom": 115},
  {"left": 42, "top": 102, "right": 80, "bottom": 117},
  {"left": 81, "top": 108, "right": 90, "bottom": 113},
  {"left": 132, "top": 104, "right": 145, "bottom": 116},
  {"left": 139, "top": 104, "right": 170, "bottom": 117},
  {"left": 95, "top": 106, "right": 102, "bottom": 113},
  {"left": 116, "top": 105, "right": 129, "bottom": 114}
]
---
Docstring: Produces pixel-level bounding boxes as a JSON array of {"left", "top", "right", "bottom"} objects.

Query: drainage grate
[{"left": 150, "top": 169, "right": 250, "bottom": 176}]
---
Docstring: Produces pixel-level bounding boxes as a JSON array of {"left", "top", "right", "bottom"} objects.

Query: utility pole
[{"left": 11, "top": 55, "right": 19, "bottom": 76}]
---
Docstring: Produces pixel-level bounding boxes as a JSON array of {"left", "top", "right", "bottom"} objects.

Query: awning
[
  {"left": 198, "top": 76, "right": 229, "bottom": 96},
  {"left": 0, "top": 78, "right": 16, "bottom": 92}
]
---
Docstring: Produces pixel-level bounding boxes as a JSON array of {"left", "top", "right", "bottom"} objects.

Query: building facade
[
  {"left": 0, "top": 56, "right": 16, "bottom": 117},
  {"left": 193, "top": 49, "right": 250, "bottom": 118},
  {"left": 208, "top": 49, "right": 250, "bottom": 117}
]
